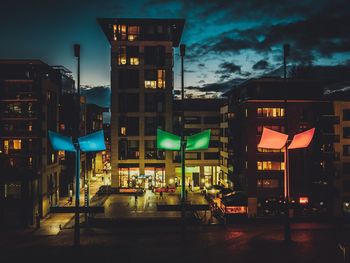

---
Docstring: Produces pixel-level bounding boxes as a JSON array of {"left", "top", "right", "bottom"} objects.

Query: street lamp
[
  {"left": 157, "top": 128, "right": 211, "bottom": 236},
  {"left": 48, "top": 130, "right": 106, "bottom": 246},
  {"left": 258, "top": 127, "right": 315, "bottom": 242}
]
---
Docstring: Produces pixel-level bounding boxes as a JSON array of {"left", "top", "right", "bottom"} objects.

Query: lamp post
[
  {"left": 179, "top": 44, "right": 186, "bottom": 237},
  {"left": 283, "top": 43, "right": 290, "bottom": 242},
  {"left": 73, "top": 44, "right": 81, "bottom": 246},
  {"left": 258, "top": 127, "right": 315, "bottom": 242}
]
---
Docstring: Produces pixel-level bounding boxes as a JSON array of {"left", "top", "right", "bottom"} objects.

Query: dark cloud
[
  {"left": 81, "top": 86, "right": 111, "bottom": 108},
  {"left": 252, "top": 60, "right": 269, "bottom": 70},
  {"left": 186, "top": 6, "right": 350, "bottom": 65},
  {"left": 215, "top": 62, "right": 241, "bottom": 80},
  {"left": 184, "top": 78, "right": 246, "bottom": 95},
  {"left": 197, "top": 63, "right": 205, "bottom": 68}
]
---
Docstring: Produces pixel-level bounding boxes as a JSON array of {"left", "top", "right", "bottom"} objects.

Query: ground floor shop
[
  {"left": 117, "top": 164, "right": 166, "bottom": 188},
  {"left": 174, "top": 165, "right": 220, "bottom": 188}
]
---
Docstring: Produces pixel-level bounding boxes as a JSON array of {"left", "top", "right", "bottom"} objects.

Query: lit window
[
  {"left": 13, "top": 140, "right": 21, "bottom": 150},
  {"left": 113, "top": 25, "right": 117, "bottom": 40},
  {"left": 58, "top": 150, "right": 65, "bottom": 161},
  {"left": 28, "top": 157, "right": 33, "bottom": 167},
  {"left": 28, "top": 123, "right": 33, "bottom": 132},
  {"left": 130, "top": 57, "right": 139, "bottom": 65},
  {"left": 51, "top": 154, "right": 55, "bottom": 163},
  {"left": 257, "top": 161, "right": 284, "bottom": 171},
  {"left": 3, "top": 140, "right": 9, "bottom": 154},
  {"left": 145, "top": 80, "right": 157, "bottom": 89},
  {"left": 128, "top": 26, "right": 139, "bottom": 41},
  {"left": 118, "top": 46, "right": 127, "bottom": 65},
  {"left": 157, "top": 69, "right": 165, "bottom": 88},
  {"left": 60, "top": 123, "right": 65, "bottom": 131},
  {"left": 257, "top": 108, "right": 285, "bottom": 118},
  {"left": 120, "top": 127, "right": 126, "bottom": 136},
  {"left": 118, "top": 25, "right": 127, "bottom": 40}
]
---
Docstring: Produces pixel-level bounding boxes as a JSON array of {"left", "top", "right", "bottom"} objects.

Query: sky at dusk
[{"left": 1, "top": 0, "right": 350, "bottom": 100}]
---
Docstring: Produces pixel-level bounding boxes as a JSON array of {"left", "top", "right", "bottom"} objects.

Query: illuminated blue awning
[
  {"left": 48, "top": 131, "right": 76, "bottom": 152},
  {"left": 78, "top": 130, "right": 106, "bottom": 152}
]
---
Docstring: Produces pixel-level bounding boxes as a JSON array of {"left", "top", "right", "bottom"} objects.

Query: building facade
[
  {"left": 0, "top": 60, "right": 70, "bottom": 226},
  {"left": 98, "top": 18, "right": 185, "bottom": 188},
  {"left": 173, "top": 99, "right": 222, "bottom": 188},
  {"left": 224, "top": 78, "right": 335, "bottom": 217}
]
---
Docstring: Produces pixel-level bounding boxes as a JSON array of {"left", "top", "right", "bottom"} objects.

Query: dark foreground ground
[{"left": 0, "top": 223, "right": 348, "bottom": 263}]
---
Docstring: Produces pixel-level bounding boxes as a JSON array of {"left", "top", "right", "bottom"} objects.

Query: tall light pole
[
  {"left": 180, "top": 44, "right": 186, "bottom": 237},
  {"left": 283, "top": 43, "right": 291, "bottom": 242},
  {"left": 74, "top": 44, "right": 81, "bottom": 246}
]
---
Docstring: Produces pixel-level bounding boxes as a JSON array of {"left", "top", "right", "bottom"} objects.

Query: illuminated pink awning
[
  {"left": 258, "top": 127, "right": 288, "bottom": 149},
  {"left": 288, "top": 128, "right": 315, "bottom": 149}
]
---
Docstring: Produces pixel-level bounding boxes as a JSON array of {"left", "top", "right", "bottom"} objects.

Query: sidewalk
[{"left": 34, "top": 179, "right": 103, "bottom": 236}]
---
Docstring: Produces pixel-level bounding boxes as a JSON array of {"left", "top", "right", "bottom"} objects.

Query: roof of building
[{"left": 97, "top": 18, "right": 185, "bottom": 47}]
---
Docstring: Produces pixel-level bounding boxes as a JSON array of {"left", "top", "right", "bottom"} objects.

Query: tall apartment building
[
  {"left": 98, "top": 18, "right": 185, "bottom": 188},
  {"left": 219, "top": 103, "right": 234, "bottom": 188},
  {"left": 173, "top": 99, "right": 222, "bottom": 188},
  {"left": 326, "top": 88, "right": 350, "bottom": 217},
  {"left": 224, "top": 78, "right": 335, "bottom": 217},
  {"left": 0, "top": 60, "right": 73, "bottom": 226}
]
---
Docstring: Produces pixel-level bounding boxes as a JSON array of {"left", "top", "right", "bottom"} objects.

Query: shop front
[
  {"left": 118, "top": 164, "right": 140, "bottom": 188},
  {"left": 144, "top": 164, "right": 165, "bottom": 188}
]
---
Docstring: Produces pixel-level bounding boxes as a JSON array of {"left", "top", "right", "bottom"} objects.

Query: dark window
[
  {"left": 119, "top": 117, "right": 139, "bottom": 136},
  {"left": 145, "top": 116, "right": 165, "bottom": 136},
  {"left": 185, "top": 152, "right": 201, "bottom": 160},
  {"left": 343, "top": 180, "right": 350, "bottom": 192},
  {"left": 344, "top": 145, "right": 350, "bottom": 157},
  {"left": 144, "top": 93, "right": 165, "bottom": 112},
  {"left": 203, "top": 116, "right": 220, "bottom": 124},
  {"left": 118, "top": 69, "right": 139, "bottom": 89},
  {"left": 145, "top": 140, "right": 165, "bottom": 160},
  {"left": 118, "top": 139, "right": 127, "bottom": 160},
  {"left": 204, "top": 152, "right": 220, "bottom": 160},
  {"left": 344, "top": 127, "right": 350, "bottom": 139},
  {"left": 344, "top": 163, "right": 350, "bottom": 174},
  {"left": 144, "top": 46, "right": 165, "bottom": 65},
  {"left": 127, "top": 140, "right": 139, "bottom": 159},
  {"left": 343, "top": 109, "right": 350, "bottom": 121},
  {"left": 184, "top": 116, "right": 201, "bottom": 124},
  {"left": 118, "top": 93, "right": 139, "bottom": 112},
  {"left": 209, "top": 140, "right": 220, "bottom": 148}
]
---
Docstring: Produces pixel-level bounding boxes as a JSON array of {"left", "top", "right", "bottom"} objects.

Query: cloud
[
  {"left": 252, "top": 59, "right": 269, "bottom": 70},
  {"left": 215, "top": 61, "right": 242, "bottom": 80},
  {"left": 81, "top": 86, "right": 111, "bottom": 108}
]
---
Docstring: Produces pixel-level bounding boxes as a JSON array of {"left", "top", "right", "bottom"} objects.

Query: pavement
[
  {"left": 94, "top": 188, "right": 215, "bottom": 223},
  {"left": 0, "top": 223, "right": 347, "bottom": 263},
  {"left": 33, "top": 178, "right": 105, "bottom": 236}
]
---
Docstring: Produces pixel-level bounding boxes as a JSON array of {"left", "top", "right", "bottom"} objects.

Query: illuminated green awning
[
  {"left": 186, "top": 129, "right": 211, "bottom": 151},
  {"left": 156, "top": 129, "right": 181, "bottom": 150}
]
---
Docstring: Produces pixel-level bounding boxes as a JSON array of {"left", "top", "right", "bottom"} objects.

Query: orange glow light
[
  {"left": 258, "top": 127, "right": 288, "bottom": 149},
  {"left": 288, "top": 128, "right": 315, "bottom": 149},
  {"left": 299, "top": 196, "right": 309, "bottom": 204}
]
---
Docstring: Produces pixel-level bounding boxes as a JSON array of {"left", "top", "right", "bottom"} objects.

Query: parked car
[{"left": 213, "top": 191, "right": 248, "bottom": 216}]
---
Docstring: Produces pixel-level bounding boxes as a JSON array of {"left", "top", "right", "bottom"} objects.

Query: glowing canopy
[
  {"left": 157, "top": 129, "right": 181, "bottom": 151},
  {"left": 48, "top": 131, "right": 76, "bottom": 152},
  {"left": 186, "top": 129, "right": 211, "bottom": 151},
  {"left": 78, "top": 130, "right": 106, "bottom": 152},
  {"left": 288, "top": 128, "right": 315, "bottom": 149},
  {"left": 258, "top": 128, "right": 288, "bottom": 149}
]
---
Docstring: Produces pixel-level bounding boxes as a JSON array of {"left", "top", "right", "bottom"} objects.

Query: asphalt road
[{"left": 0, "top": 223, "right": 347, "bottom": 263}]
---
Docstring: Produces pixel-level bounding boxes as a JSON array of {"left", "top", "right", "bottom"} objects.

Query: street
[{"left": 0, "top": 223, "right": 347, "bottom": 263}]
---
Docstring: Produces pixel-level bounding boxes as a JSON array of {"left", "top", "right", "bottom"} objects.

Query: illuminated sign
[
  {"left": 78, "top": 130, "right": 106, "bottom": 152},
  {"left": 299, "top": 196, "right": 309, "bottom": 204},
  {"left": 225, "top": 206, "right": 247, "bottom": 214},
  {"left": 48, "top": 131, "right": 76, "bottom": 152},
  {"left": 156, "top": 129, "right": 181, "bottom": 151},
  {"left": 186, "top": 129, "right": 211, "bottom": 151}
]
